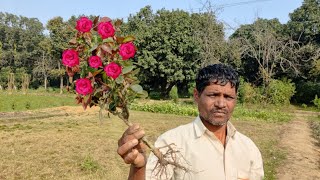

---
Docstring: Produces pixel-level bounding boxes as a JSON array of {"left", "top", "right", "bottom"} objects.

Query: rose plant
[{"left": 62, "top": 16, "right": 189, "bottom": 175}]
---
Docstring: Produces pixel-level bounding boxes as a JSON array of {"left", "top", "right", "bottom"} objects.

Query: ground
[
  {"left": 276, "top": 110, "right": 320, "bottom": 180},
  {"left": 0, "top": 106, "right": 319, "bottom": 179}
]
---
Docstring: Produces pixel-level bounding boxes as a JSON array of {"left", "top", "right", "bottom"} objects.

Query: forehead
[{"left": 203, "top": 82, "right": 236, "bottom": 94}]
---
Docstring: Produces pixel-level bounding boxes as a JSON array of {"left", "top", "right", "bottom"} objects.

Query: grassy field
[
  {"left": 0, "top": 92, "right": 76, "bottom": 112},
  {"left": 0, "top": 104, "right": 286, "bottom": 180}
]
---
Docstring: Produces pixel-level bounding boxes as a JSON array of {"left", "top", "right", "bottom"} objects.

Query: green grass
[
  {"left": 130, "top": 100, "right": 292, "bottom": 123},
  {"left": 0, "top": 92, "right": 76, "bottom": 112}
]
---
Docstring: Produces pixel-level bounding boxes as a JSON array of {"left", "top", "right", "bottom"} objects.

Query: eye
[{"left": 225, "top": 95, "right": 235, "bottom": 100}]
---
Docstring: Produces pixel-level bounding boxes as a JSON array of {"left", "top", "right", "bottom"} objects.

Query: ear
[{"left": 193, "top": 88, "right": 200, "bottom": 104}]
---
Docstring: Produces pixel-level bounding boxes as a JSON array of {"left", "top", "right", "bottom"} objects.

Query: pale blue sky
[{"left": 0, "top": 0, "right": 303, "bottom": 36}]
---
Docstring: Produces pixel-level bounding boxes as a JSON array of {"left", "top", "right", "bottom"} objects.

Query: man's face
[{"left": 194, "top": 82, "right": 237, "bottom": 126}]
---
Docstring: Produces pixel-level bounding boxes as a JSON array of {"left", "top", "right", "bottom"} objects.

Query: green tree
[
  {"left": 286, "top": 0, "right": 320, "bottom": 44},
  {"left": 46, "top": 16, "right": 76, "bottom": 92},
  {"left": 124, "top": 7, "right": 205, "bottom": 98}
]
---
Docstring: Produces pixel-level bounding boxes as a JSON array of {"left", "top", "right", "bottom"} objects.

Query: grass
[
  {"left": 0, "top": 91, "right": 76, "bottom": 112},
  {"left": 309, "top": 115, "right": 320, "bottom": 147},
  {"left": 0, "top": 105, "right": 285, "bottom": 180}
]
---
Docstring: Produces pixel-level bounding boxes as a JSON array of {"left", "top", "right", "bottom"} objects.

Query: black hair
[{"left": 195, "top": 64, "right": 239, "bottom": 94}]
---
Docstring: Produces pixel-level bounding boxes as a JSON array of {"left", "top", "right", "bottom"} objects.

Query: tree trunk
[
  {"left": 44, "top": 74, "right": 47, "bottom": 90},
  {"left": 58, "top": 62, "right": 63, "bottom": 94},
  {"left": 161, "top": 82, "right": 175, "bottom": 99}
]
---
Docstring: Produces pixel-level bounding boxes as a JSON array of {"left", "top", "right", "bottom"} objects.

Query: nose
[{"left": 214, "top": 96, "right": 226, "bottom": 108}]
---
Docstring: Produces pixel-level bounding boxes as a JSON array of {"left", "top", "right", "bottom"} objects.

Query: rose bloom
[
  {"left": 88, "top": 56, "right": 102, "bottom": 68},
  {"left": 62, "top": 49, "right": 79, "bottom": 67},
  {"left": 104, "top": 62, "right": 122, "bottom": 79},
  {"left": 75, "top": 17, "right": 93, "bottom": 33},
  {"left": 76, "top": 17, "right": 93, "bottom": 32},
  {"left": 119, "top": 42, "right": 136, "bottom": 60},
  {"left": 97, "top": 22, "right": 115, "bottom": 39},
  {"left": 75, "top": 78, "right": 93, "bottom": 95}
]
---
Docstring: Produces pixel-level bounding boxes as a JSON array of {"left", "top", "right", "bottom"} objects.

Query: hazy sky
[{"left": 0, "top": 0, "right": 303, "bottom": 36}]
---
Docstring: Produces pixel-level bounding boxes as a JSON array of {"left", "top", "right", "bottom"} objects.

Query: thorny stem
[{"left": 118, "top": 105, "right": 191, "bottom": 173}]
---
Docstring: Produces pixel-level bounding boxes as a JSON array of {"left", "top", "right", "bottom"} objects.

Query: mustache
[{"left": 210, "top": 109, "right": 227, "bottom": 114}]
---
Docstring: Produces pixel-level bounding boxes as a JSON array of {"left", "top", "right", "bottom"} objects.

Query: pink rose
[
  {"left": 104, "top": 62, "right": 122, "bottom": 79},
  {"left": 119, "top": 42, "right": 136, "bottom": 60},
  {"left": 97, "top": 22, "right": 115, "bottom": 39},
  {"left": 62, "top": 49, "right": 79, "bottom": 67},
  {"left": 75, "top": 78, "right": 93, "bottom": 95},
  {"left": 88, "top": 56, "right": 102, "bottom": 68},
  {"left": 75, "top": 17, "right": 93, "bottom": 33}
]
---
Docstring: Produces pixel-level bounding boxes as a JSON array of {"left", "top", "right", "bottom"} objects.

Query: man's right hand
[{"left": 117, "top": 124, "right": 147, "bottom": 168}]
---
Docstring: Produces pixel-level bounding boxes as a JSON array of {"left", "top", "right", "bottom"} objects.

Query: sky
[{"left": 0, "top": 0, "right": 303, "bottom": 36}]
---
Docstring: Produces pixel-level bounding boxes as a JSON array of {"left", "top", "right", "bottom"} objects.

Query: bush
[
  {"left": 238, "top": 77, "right": 264, "bottom": 104},
  {"left": 149, "top": 91, "right": 161, "bottom": 100},
  {"left": 293, "top": 81, "right": 320, "bottom": 104},
  {"left": 169, "top": 85, "right": 179, "bottom": 103},
  {"left": 266, "top": 79, "right": 295, "bottom": 106},
  {"left": 312, "top": 95, "right": 320, "bottom": 109}
]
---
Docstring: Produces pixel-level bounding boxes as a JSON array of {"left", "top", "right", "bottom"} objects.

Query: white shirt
[{"left": 146, "top": 116, "right": 264, "bottom": 180}]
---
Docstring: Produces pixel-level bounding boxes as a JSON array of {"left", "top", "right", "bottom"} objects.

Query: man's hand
[{"left": 117, "top": 124, "right": 146, "bottom": 168}]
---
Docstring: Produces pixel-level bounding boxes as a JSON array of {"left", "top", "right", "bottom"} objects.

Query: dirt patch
[{"left": 277, "top": 111, "right": 320, "bottom": 180}]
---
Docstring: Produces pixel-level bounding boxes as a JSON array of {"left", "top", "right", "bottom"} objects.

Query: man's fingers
[
  {"left": 123, "top": 149, "right": 139, "bottom": 164},
  {"left": 117, "top": 139, "right": 139, "bottom": 156},
  {"left": 124, "top": 124, "right": 140, "bottom": 136}
]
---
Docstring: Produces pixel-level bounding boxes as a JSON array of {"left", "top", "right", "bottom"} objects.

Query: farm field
[{"left": 0, "top": 93, "right": 319, "bottom": 179}]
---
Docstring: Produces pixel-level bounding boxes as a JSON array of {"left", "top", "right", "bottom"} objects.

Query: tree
[
  {"left": 124, "top": 6, "right": 204, "bottom": 97},
  {"left": 46, "top": 16, "right": 76, "bottom": 92},
  {"left": 286, "top": 0, "right": 320, "bottom": 44},
  {"left": 231, "top": 18, "right": 302, "bottom": 88}
]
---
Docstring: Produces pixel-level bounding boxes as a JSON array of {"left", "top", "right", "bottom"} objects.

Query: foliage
[
  {"left": 286, "top": 0, "right": 320, "bottom": 44},
  {"left": 123, "top": 7, "right": 205, "bottom": 98},
  {"left": 266, "top": 79, "right": 296, "bottom": 105},
  {"left": 293, "top": 81, "right": 320, "bottom": 104},
  {"left": 169, "top": 85, "right": 179, "bottom": 103},
  {"left": 312, "top": 95, "right": 320, "bottom": 109},
  {"left": 131, "top": 101, "right": 292, "bottom": 122},
  {"left": 231, "top": 18, "right": 303, "bottom": 88},
  {"left": 238, "top": 77, "right": 264, "bottom": 104},
  {"left": 0, "top": 12, "right": 44, "bottom": 77}
]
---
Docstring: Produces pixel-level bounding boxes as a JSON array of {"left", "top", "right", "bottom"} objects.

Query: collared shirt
[{"left": 145, "top": 116, "right": 264, "bottom": 180}]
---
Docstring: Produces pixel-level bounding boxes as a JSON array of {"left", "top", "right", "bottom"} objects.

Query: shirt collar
[{"left": 193, "top": 116, "right": 237, "bottom": 138}]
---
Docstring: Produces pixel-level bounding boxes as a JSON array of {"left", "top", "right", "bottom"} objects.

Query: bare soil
[{"left": 277, "top": 110, "right": 320, "bottom": 180}]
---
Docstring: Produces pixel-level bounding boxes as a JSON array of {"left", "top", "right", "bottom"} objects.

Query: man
[{"left": 117, "top": 64, "right": 264, "bottom": 180}]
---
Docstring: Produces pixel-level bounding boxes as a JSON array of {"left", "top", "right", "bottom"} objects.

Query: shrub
[
  {"left": 266, "top": 79, "right": 295, "bottom": 106},
  {"left": 312, "top": 95, "right": 320, "bottom": 109},
  {"left": 238, "top": 77, "right": 264, "bottom": 104},
  {"left": 293, "top": 81, "right": 320, "bottom": 104},
  {"left": 149, "top": 91, "right": 161, "bottom": 100},
  {"left": 169, "top": 85, "right": 179, "bottom": 103}
]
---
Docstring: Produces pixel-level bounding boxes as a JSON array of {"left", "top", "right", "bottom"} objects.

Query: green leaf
[
  {"left": 123, "top": 35, "right": 135, "bottom": 43},
  {"left": 115, "top": 75, "right": 124, "bottom": 84},
  {"left": 89, "top": 44, "right": 98, "bottom": 52},
  {"left": 103, "top": 37, "right": 114, "bottom": 43},
  {"left": 130, "top": 84, "right": 143, "bottom": 93},
  {"left": 122, "top": 66, "right": 134, "bottom": 74},
  {"left": 102, "top": 71, "right": 108, "bottom": 83},
  {"left": 131, "top": 68, "right": 140, "bottom": 75}
]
